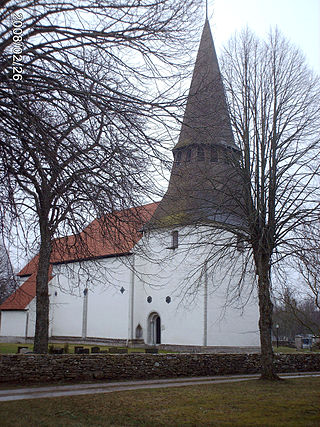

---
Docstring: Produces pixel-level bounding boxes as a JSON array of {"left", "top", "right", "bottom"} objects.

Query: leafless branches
[
  {"left": 290, "top": 222, "right": 320, "bottom": 310},
  {"left": 0, "top": 0, "right": 202, "bottom": 352},
  {"left": 273, "top": 288, "right": 320, "bottom": 339},
  {"left": 0, "top": 243, "right": 16, "bottom": 303},
  {"left": 193, "top": 28, "right": 320, "bottom": 379},
  {"left": 219, "top": 28, "right": 320, "bottom": 378}
]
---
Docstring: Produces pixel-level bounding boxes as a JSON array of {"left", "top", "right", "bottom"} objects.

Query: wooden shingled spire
[
  {"left": 148, "top": 19, "right": 242, "bottom": 229},
  {"left": 175, "top": 18, "right": 236, "bottom": 151}
]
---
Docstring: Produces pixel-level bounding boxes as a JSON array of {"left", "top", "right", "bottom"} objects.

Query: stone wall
[{"left": 0, "top": 353, "right": 319, "bottom": 384}]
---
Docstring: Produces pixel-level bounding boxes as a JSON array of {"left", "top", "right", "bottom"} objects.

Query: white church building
[{"left": 0, "top": 20, "right": 260, "bottom": 351}]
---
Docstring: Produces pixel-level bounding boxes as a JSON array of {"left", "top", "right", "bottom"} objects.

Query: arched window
[
  {"left": 210, "top": 147, "right": 218, "bottom": 162},
  {"left": 186, "top": 148, "right": 192, "bottom": 162},
  {"left": 197, "top": 146, "right": 205, "bottom": 161},
  {"left": 171, "top": 230, "right": 178, "bottom": 249},
  {"left": 175, "top": 151, "right": 182, "bottom": 165}
]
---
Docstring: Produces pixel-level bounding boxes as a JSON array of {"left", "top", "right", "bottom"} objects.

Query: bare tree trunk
[
  {"left": 221, "top": 29, "right": 320, "bottom": 380},
  {"left": 33, "top": 220, "right": 52, "bottom": 354},
  {"left": 257, "top": 255, "right": 279, "bottom": 380}
]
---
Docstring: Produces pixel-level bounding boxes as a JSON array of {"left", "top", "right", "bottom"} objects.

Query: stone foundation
[{"left": 0, "top": 353, "right": 319, "bottom": 384}]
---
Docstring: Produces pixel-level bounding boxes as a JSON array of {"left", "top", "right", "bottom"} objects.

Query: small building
[{"left": 295, "top": 335, "right": 318, "bottom": 350}]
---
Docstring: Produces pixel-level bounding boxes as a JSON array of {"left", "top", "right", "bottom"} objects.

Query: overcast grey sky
[
  {"left": 209, "top": 0, "right": 320, "bottom": 74},
  {"left": 9, "top": 1, "right": 320, "bottom": 271}
]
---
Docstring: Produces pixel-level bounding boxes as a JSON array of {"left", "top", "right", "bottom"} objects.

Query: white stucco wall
[
  {"left": 0, "top": 297, "right": 37, "bottom": 339},
  {"left": 86, "top": 257, "right": 130, "bottom": 339},
  {"left": 1, "top": 224, "right": 260, "bottom": 348},
  {"left": 26, "top": 298, "right": 36, "bottom": 337},
  {"left": 133, "top": 225, "right": 260, "bottom": 347},
  {"left": 50, "top": 256, "right": 131, "bottom": 339},
  {"left": 133, "top": 242, "right": 204, "bottom": 345},
  {"left": 0, "top": 310, "right": 27, "bottom": 337},
  {"left": 0, "top": 273, "right": 38, "bottom": 339},
  {"left": 49, "top": 272, "right": 83, "bottom": 337}
]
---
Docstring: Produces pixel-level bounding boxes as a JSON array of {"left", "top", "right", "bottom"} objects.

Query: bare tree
[
  {"left": 0, "top": 0, "right": 201, "bottom": 353},
  {"left": 142, "top": 21, "right": 319, "bottom": 379},
  {"left": 273, "top": 288, "right": 320, "bottom": 340},
  {"left": 217, "top": 28, "right": 320, "bottom": 379},
  {"left": 290, "top": 222, "right": 320, "bottom": 310},
  {"left": 0, "top": 243, "right": 16, "bottom": 303}
]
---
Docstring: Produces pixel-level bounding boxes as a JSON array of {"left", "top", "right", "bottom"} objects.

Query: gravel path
[{"left": 0, "top": 372, "right": 319, "bottom": 402}]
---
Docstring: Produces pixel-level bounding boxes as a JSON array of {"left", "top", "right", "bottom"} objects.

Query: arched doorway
[{"left": 148, "top": 312, "right": 161, "bottom": 345}]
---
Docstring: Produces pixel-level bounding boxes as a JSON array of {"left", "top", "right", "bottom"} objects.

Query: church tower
[{"left": 149, "top": 19, "right": 241, "bottom": 228}]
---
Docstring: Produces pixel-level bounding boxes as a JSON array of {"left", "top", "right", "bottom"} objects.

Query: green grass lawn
[
  {"left": 0, "top": 342, "right": 170, "bottom": 354},
  {"left": 0, "top": 343, "right": 34, "bottom": 354},
  {"left": 274, "top": 346, "right": 320, "bottom": 354},
  {"left": 0, "top": 342, "right": 140, "bottom": 354},
  {"left": 2, "top": 342, "right": 319, "bottom": 355},
  {"left": 0, "top": 378, "right": 319, "bottom": 426}
]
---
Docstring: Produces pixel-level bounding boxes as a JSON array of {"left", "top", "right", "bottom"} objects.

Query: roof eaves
[{"left": 51, "top": 251, "right": 133, "bottom": 266}]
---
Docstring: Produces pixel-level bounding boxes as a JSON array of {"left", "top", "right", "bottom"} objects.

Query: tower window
[
  {"left": 197, "top": 146, "right": 205, "bottom": 161},
  {"left": 224, "top": 148, "right": 234, "bottom": 165},
  {"left": 186, "top": 149, "right": 192, "bottom": 162},
  {"left": 171, "top": 230, "right": 178, "bottom": 249},
  {"left": 210, "top": 147, "right": 218, "bottom": 162},
  {"left": 175, "top": 151, "right": 182, "bottom": 165}
]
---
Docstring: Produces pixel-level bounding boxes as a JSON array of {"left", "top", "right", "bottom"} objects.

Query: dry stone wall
[{"left": 0, "top": 353, "right": 320, "bottom": 384}]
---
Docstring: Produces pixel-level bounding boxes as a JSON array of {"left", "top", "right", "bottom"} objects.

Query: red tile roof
[
  {"left": 0, "top": 202, "right": 158, "bottom": 310},
  {"left": 18, "top": 255, "right": 39, "bottom": 277},
  {"left": 0, "top": 266, "right": 53, "bottom": 310},
  {"left": 51, "top": 202, "right": 158, "bottom": 264},
  {"left": 0, "top": 274, "right": 36, "bottom": 310}
]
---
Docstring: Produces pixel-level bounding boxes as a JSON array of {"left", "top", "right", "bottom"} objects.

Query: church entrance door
[{"left": 148, "top": 312, "right": 161, "bottom": 345}]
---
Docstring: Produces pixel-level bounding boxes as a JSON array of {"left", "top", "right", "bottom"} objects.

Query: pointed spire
[
  {"left": 175, "top": 19, "right": 235, "bottom": 150},
  {"left": 147, "top": 20, "right": 241, "bottom": 229}
]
